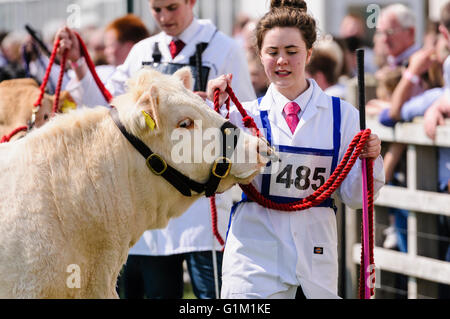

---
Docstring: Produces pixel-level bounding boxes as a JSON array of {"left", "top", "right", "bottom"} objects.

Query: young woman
[{"left": 207, "top": 0, "right": 385, "bottom": 299}]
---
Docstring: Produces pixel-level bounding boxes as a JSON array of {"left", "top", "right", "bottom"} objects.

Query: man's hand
[
  {"left": 55, "top": 26, "right": 81, "bottom": 63},
  {"left": 407, "top": 47, "right": 436, "bottom": 77},
  {"left": 206, "top": 74, "right": 233, "bottom": 106}
]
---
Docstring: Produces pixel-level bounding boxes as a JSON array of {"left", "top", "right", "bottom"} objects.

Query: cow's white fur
[{"left": 0, "top": 68, "right": 269, "bottom": 298}]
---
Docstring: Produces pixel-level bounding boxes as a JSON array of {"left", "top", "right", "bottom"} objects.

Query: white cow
[{"left": 0, "top": 68, "right": 273, "bottom": 298}]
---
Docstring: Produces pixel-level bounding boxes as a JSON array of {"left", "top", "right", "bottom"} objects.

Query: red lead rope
[
  {"left": 74, "top": 32, "right": 113, "bottom": 104},
  {"left": 0, "top": 126, "right": 28, "bottom": 143},
  {"left": 33, "top": 37, "right": 66, "bottom": 115},
  {"left": 33, "top": 31, "right": 112, "bottom": 113},
  {"left": 1, "top": 32, "right": 113, "bottom": 144},
  {"left": 213, "top": 86, "right": 375, "bottom": 298},
  {"left": 1, "top": 36, "right": 66, "bottom": 143}
]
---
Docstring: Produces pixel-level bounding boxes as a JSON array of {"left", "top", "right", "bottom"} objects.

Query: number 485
[{"left": 276, "top": 165, "right": 326, "bottom": 191}]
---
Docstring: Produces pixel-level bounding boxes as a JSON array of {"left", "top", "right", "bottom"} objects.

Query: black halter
[{"left": 109, "top": 107, "right": 240, "bottom": 197}]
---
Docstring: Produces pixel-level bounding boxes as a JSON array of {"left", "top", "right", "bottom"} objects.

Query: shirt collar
[
  {"left": 163, "top": 18, "right": 200, "bottom": 45},
  {"left": 269, "top": 80, "right": 314, "bottom": 115},
  {"left": 387, "top": 43, "right": 420, "bottom": 67}
]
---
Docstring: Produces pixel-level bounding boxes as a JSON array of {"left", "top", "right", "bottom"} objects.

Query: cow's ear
[
  {"left": 137, "top": 86, "right": 160, "bottom": 132},
  {"left": 173, "top": 67, "right": 193, "bottom": 90}
]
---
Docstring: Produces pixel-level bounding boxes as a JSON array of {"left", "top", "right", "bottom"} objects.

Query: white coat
[{"left": 220, "top": 80, "right": 385, "bottom": 299}]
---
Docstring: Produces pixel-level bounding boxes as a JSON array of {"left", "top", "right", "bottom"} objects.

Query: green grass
[{"left": 183, "top": 282, "right": 197, "bottom": 299}]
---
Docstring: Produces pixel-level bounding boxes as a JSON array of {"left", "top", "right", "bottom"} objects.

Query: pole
[
  {"left": 210, "top": 199, "right": 220, "bottom": 299},
  {"left": 127, "top": 0, "right": 134, "bottom": 14},
  {"left": 357, "top": 48, "right": 370, "bottom": 299}
]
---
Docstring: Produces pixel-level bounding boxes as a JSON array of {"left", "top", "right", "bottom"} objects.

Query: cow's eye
[{"left": 178, "top": 118, "right": 193, "bottom": 129}]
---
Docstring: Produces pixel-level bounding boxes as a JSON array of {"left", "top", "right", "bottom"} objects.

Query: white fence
[{"left": 344, "top": 115, "right": 450, "bottom": 299}]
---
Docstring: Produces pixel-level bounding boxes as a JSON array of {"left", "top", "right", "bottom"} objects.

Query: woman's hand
[
  {"left": 360, "top": 133, "right": 381, "bottom": 160},
  {"left": 206, "top": 73, "right": 232, "bottom": 105}
]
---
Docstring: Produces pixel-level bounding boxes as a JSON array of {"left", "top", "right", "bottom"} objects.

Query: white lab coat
[{"left": 220, "top": 80, "right": 385, "bottom": 299}]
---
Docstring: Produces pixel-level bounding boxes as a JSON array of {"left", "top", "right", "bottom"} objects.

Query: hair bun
[{"left": 270, "top": 0, "right": 307, "bottom": 11}]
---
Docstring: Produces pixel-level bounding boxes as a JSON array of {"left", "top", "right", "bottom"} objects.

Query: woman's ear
[{"left": 306, "top": 48, "right": 313, "bottom": 65}]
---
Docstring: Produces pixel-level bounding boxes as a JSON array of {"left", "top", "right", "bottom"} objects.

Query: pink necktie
[
  {"left": 284, "top": 101, "right": 300, "bottom": 134},
  {"left": 169, "top": 39, "right": 185, "bottom": 59}
]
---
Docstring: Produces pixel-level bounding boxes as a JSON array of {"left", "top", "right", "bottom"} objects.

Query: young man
[{"left": 56, "top": 0, "right": 255, "bottom": 299}]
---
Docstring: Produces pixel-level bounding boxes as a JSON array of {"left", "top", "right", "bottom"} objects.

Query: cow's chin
[
  {"left": 234, "top": 168, "right": 263, "bottom": 185},
  {"left": 214, "top": 168, "right": 262, "bottom": 194}
]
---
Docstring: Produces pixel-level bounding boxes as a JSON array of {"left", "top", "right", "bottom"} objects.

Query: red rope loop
[
  {"left": 33, "top": 31, "right": 112, "bottom": 114},
  {"left": 2, "top": 38, "right": 66, "bottom": 143},
  {"left": 209, "top": 196, "right": 225, "bottom": 246},
  {"left": 214, "top": 86, "right": 372, "bottom": 211},
  {"left": 0, "top": 126, "right": 28, "bottom": 143},
  {"left": 51, "top": 49, "right": 68, "bottom": 115},
  {"left": 240, "top": 130, "right": 371, "bottom": 211},
  {"left": 33, "top": 38, "right": 64, "bottom": 112},
  {"left": 74, "top": 32, "right": 113, "bottom": 104},
  {"left": 2, "top": 32, "right": 113, "bottom": 143}
]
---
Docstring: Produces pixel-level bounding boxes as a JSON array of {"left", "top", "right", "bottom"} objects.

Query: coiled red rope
[
  {"left": 359, "top": 160, "right": 375, "bottom": 298},
  {"left": 33, "top": 37, "right": 67, "bottom": 115},
  {"left": 212, "top": 86, "right": 375, "bottom": 298}
]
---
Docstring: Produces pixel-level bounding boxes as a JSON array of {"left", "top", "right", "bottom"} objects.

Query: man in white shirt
[
  {"left": 65, "top": 14, "right": 150, "bottom": 106},
  {"left": 56, "top": 0, "right": 255, "bottom": 299}
]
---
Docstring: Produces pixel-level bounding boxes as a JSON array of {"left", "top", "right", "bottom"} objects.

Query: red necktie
[
  {"left": 169, "top": 39, "right": 185, "bottom": 59},
  {"left": 284, "top": 101, "right": 301, "bottom": 134}
]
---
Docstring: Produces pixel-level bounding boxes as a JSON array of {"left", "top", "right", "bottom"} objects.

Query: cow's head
[{"left": 114, "top": 67, "right": 277, "bottom": 195}]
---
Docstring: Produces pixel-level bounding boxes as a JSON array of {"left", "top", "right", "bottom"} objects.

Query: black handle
[
  {"left": 357, "top": 49, "right": 366, "bottom": 131},
  {"left": 25, "top": 24, "right": 51, "bottom": 57}
]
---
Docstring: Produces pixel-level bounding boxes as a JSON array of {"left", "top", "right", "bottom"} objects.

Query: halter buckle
[
  {"left": 211, "top": 157, "right": 232, "bottom": 179},
  {"left": 146, "top": 154, "right": 168, "bottom": 176}
]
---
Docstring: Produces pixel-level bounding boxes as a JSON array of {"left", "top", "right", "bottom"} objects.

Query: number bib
[
  {"left": 258, "top": 96, "right": 342, "bottom": 207},
  {"left": 262, "top": 148, "right": 333, "bottom": 202}
]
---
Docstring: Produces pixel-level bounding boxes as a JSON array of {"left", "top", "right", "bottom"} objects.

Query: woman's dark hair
[{"left": 256, "top": 0, "right": 317, "bottom": 51}]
